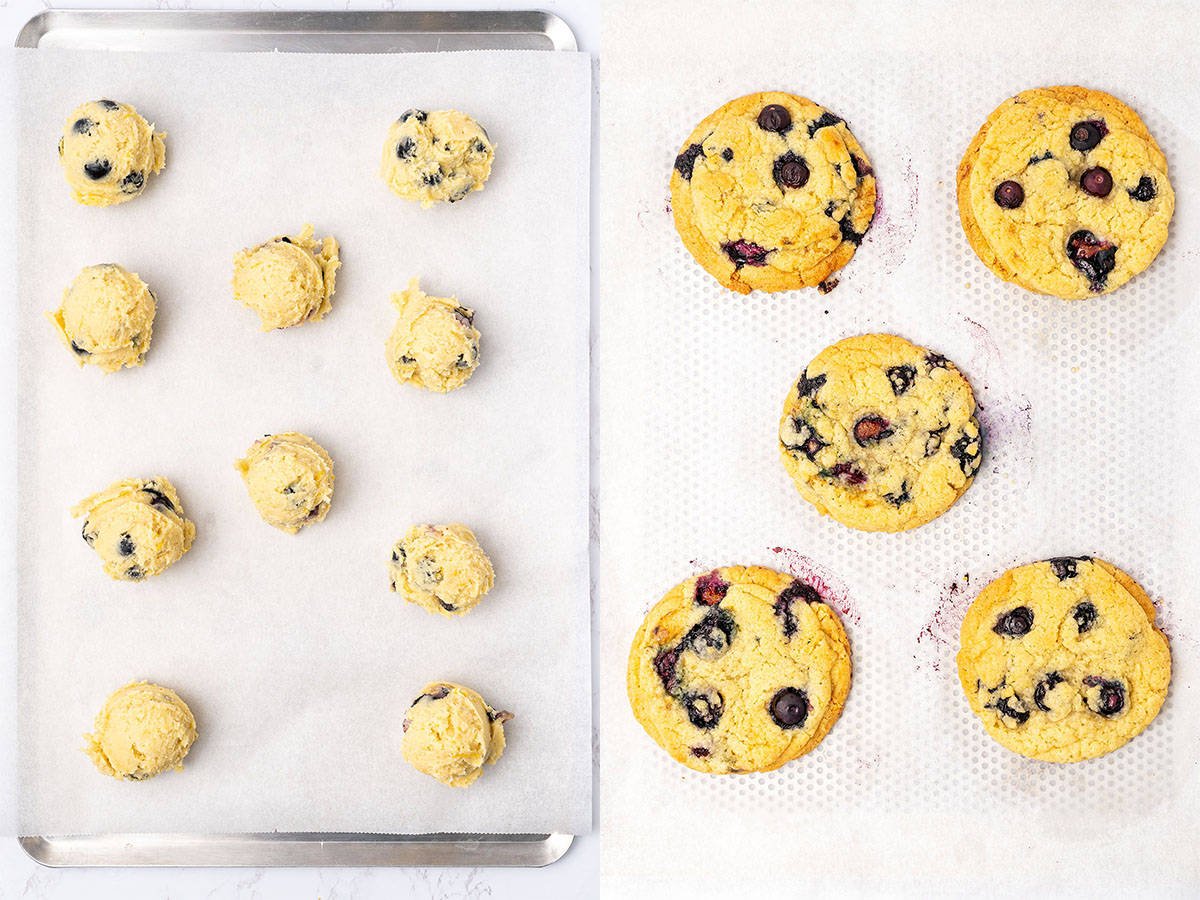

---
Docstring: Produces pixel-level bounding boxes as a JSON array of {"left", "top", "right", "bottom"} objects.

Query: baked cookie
[
  {"left": 72, "top": 477, "right": 195, "bottom": 581},
  {"left": 402, "top": 681, "right": 512, "bottom": 787},
  {"left": 48, "top": 264, "right": 156, "bottom": 373},
  {"left": 58, "top": 99, "right": 165, "bottom": 207},
  {"left": 957, "top": 557, "right": 1171, "bottom": 763},
  {"left": 670, "top": 91, "right": 876, "bottom": 294},
  {"left": 389, "top": 524, "right": 494, "bottom": 617},
  {"left": 385, "top": 278, "right": 480, "bottom": 392},
  {"left": 627, "top": 565, "right": 851, "bottom": 774},
  {"left": 779, "top": 333, "right": 981, "bottom": 532},
  {"left": 232, "top": 225, "right": 340, "bottom": 330},
  {"left": 84, "top": 681, "right": 197, "bottom": 780},
  {"left": 957, "top": 86, "right": 1174, "bottom": 299},
  {"left": 235, "top": 432, "right": 334, "bottom": 533},
  {"left": 380, "top": 109, "right": 495, "bottom": 207}
]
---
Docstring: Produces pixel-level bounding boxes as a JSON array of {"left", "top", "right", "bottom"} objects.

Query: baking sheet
[
  {"left": 14, "top": 46, "right": 590, "bottom": 837},
  {"left": 598, "top": 0, "right": 1200, "bottom": 893}
]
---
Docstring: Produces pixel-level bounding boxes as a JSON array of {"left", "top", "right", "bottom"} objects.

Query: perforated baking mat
[{"left": 598, "top": 0, "right": 1200, "bottom": 893}]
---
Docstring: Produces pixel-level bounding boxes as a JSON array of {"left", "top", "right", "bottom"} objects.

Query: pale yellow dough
[
  {"left": 232, "top": 225, "right": 340, "bottom": 330},
  {"left": 58, "top": 99, "right": 165, "bottom": 207},
  {"left": 236, "top": 432, "right": 334, "bottom": 533},
  {"left": 389, "top": 524, "right": 495, "bottom": 617},
  {"left": 380, "top": 108, "right": 495, "bottom": 207},
  {"left": 47, "top": 264, "right": 156, "bottom": 373},
  {"left": 385, "top": 279, "right": 480, "bottom": 392},
  {"left": 72, "top": 477, "right": 195, "bottom": 581},
  {"left": 84, "top": 681, "right": 197, "bottom": 780},
  {"left": 402, "top": 682, "right": 511, "bottom": 787}
]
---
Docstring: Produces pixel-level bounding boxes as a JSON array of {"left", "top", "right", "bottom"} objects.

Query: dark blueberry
[
  {"left": 421, "top": 170, "right": 444, "bottom": 187},
  {"left": 472, "top": 139, "right": 487, "bottom": 154},
  {"left": 924, "top": 426, "right": 948, "bottom": 457},
  {"left": 437, "top": 598, "right": 457, "bottom": 612},
  {"left": 417, "top": 555, "right": 442, "bottom": 584},
  {"left": 83, "top": 159, "right": 112, "bottom": 181},
  {"left": 690, "top": 746, "right": 710, "bottom": 758},
  {"left": 683, "top": 608, "right": 737, "bottom": 660},
  {"left": 721, "top": 239, "right": 770, "bottom": 268},
  {"left": 82, "top": 523, "right": 96, "bottom": 545},
  {"left": 280, "top": 236, "right": 293, "bottom": 244},
  {"left": 58, "top": 138, "right": 64, "bottom": 157},
  {"left": 1073, "top": 601, "right": 1097, "bottom": 633},
  {"left": 853, "top": 414, "right": 894, "bottom": 446},
  {"left": 120, "top": 171, "right": 144, "bottom": 194},
  {"left": 693, "top": 570, "right": 729, "bottom": 607},
  {"left": 1049, "top": 557, "right": 1085, "bottom": 580},
  {"left": 391, "top": 549, "right": 400, "bottom": 562},
  {"left": 797, "top": 369, "right": 826, "bottom": 398},
  {"left": 838, "top": 217, "right": 864, "bottom": 246},
  {"left": 455, "top": 353, "right": 469, "bottom": 368},
  {"left": 817, "top": 278, "right": 839, "bottom": 295},
  {"left": 1083, "top": 676, "right": 1125, "bottom": 717},
  {"left": 653, "top": 647, "right": 680, "bottom": 693},
  {"left": 885, "top": 482, "right": 911, "bottom": 507},
  {"left": 773, "top": 579, "right": 821, "bottom": 638},
  {"left": 989, "top": 694, "right": 1030, "bottom": 725},
  {"left": 1080, "top": 166, "right": 1113, "bottom": 198},
  {"left": 453, "top": 306, "right": 474, "bottom": 325},
  {"left": 807, "top": 111, "right": 843, "bottom": 137},
  {"left": 993, "top": 606, "right": 1033, "bottom": 637},
  {"left": 682, "top": 689, "right": 724, "bottom": 730},
  {"left": 721, "top": 147, "right": 733, "bottom": 162},
  {"left": 117, "top": 533, "right": 135, "bottom": 557},
  {"left": 281, "top": 484, "right": 296, "bottom": 496},
  {"left": 780, "top": 416, "right": 827, "bottom": 461},
  {"left": 756, "top": 104, "right": 792, "bottom": 133},
  {"left": 886, "top": 364, "right": 916, "bottom": 396},
  {"left": 926, "top": 352, "right": 948, "bottom": 369},
  {"left": 125, "top": 565, "right": 144, "bottom": 581},
  {"left": 70, "top": 340, "right": 90, "bottom": 357},
  {"left": 141, "top": 486, "right": 177, "bottom": 514},
  {"left": 769, "top": 688, "right": 809, "bottom": 728},
  {"left": 97, "top": 99, "right": 119, "bottom": 110},
  {"left": 72, "top": 117, "right": 96, "bottom": 135},
  {"left": 1069, "top": 119, "right": 1106, "bottom": 151},
  {"left": 400, "top": 109, "right": 427, "bottom": 123},
  {"left": 1129, "top": 176, "right": 1156, "bottom": 201},
  {"left": 950, "top": 429, "right": 981, "bottom": 476},
  {"left": 399, "top": 354, "right": 416, "bottom": 365},
  {"left": 425, "top": 685, "right": 451, "bottom": 701},
  {"left": 673, "top": 142, "right": 705, "bottom": 180},
  {"left": 828, "top": 462, "right": 867, "bottom": 485},
  {"left": 1033, "top": 672, "right": 1066, "bottom": 712},
  {"left": 773, "top": 151, "right": 809, "bottom": 190},
  {"left": 850, "top": 154, "right": 873, "bottom": 179},
  {"left": 1028, "top": 150, "right": 1053, "bottom": 164},
  {"left": 396, "top": 137, "right": 416, "bottom": 159},
  {"left": 1066, "top": 229, "right": 1117, "bottom": 291},
  {"left": 993, "top": 180, "right": 1024, "bottom": 209}
]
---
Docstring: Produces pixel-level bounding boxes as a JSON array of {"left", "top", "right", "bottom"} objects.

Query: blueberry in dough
[{"left": 58, "top": 99, "right": 165, "bottom": 207}]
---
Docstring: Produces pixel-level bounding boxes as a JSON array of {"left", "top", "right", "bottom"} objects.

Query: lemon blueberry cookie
[
  {"left": 958, "top": 557, "right": 1171, "bottom": 762},
  {"left": 58, "top": 99, "right": 165, "bottom": 207},
  {"left": 72, "top": 477, "right": 195, "bottom": 581},
  {"left": 232, "top": 225, "right": 340, "bottom": 330},
  {"left": 670, "top": 91, "right": 876, "bottom": 294},
  {"left": 779, "top": 333, "right": 981, "bottom": 532},
  {"left": 84, "top": 681, "right": 197, "bottom": 780},
  {"left": 235, "top": 432, "right": 334, "bottom": 533},
  {"left": 385, "top": 278, "right": 480, "bottom": 392},
  {"left": 48, "top": 264, "right": 156, "bottom": 372},
  {"left": 957, "top": 86, "right": 1174, "bottom": 299},
  {"left": 627, "top": 565, "right": 851, "bottom": 774},
  {"left": 390, "top": 524, "right": 495, "bottom": 617},
  {"left": 402, "top": 682, "right": 512, "bottom": 787},
  {"left": 381, "top": 109, "right": 495, "bottom": 207}
]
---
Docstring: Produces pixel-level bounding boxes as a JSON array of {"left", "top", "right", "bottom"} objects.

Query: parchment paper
[
  {"left": 15, "top": 47, "right": 590, "bottom": 836},
  {"left": 599, "top": 1, "right": 1200, "bottom": 893}
]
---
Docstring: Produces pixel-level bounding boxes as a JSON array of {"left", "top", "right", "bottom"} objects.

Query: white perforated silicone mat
[{"left": 599, "top": 1, "right": 1200, "bottom": 893}]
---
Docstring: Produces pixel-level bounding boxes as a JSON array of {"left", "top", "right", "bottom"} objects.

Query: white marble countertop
[{"left": 0, "top": 1, "right": 598, "bottom": 896}]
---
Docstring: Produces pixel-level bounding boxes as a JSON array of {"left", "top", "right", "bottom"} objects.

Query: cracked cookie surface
[
  {"left": 235, "top": 432, "right": 334, "bottom": 533},
  {"left": 381, "top": 108, "right": 494, "bottom": 207},
  {"left": 670, "top": 91, "right": 876, "bottom": 294},
  {"left": 958, "top": 557, "right": 1170, "bottom": 762},
  {"left": 389, "top": 523, "right": 495, "bottom": 617},
  {"left": 779, "top": 333, "right": 981, "bottom": 532},
  {"left": 627, "top": 565, "right": 851, "bottom": 774},
  {"left": 957, "top": 86, "right": 1173, "bottom": 299},
  {"left": 72, "top": 476, "right": 195, "bottom": 581}
]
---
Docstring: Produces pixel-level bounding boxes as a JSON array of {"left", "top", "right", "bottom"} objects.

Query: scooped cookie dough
[
  {"left": 47, "top": 264, "right": 156, "bottom": 373},
  {"left": 385, "top": 279, "right": 480, "bottom": 392},
  {"left": 84, "top": 681, "right": 197, "bottom": 780},
  {"left": 235, "top": 432, "right": 334, "bottom": 533},
  {"left": 72, "top": 477, "right": 195, "bottom": 581},
  {"left": 390, "top": 524, "right": 494, "bottom": 617},
  {"left": 402, "top": 682, "right": 512, "bottom": 787},
  {"left": 58, "top": 99, "right": 165, "bottom": 207},
  {"left": 958, "top": 557, "right": 1171, "bottom": 762},
  {"left": 381, "top": 109, "right": 495, "bottom": 207},
  {"left": 232, "top": 225, "right": 340, "bottom": 330},
  {"left": 779, "top": 333, "right": 982, "bottom": 532}
]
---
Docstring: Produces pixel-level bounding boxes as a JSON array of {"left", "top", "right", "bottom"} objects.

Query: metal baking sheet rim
[{"left": 13, "top": 7, "right": 579, "bottom": 869}]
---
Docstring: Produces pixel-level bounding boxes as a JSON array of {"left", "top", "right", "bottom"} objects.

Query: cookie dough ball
[
  {"left": 47, "top": 264, "right": 156, "bottom": 373},
  {"left": 232, "top": 224, "right": 340, "bottom": 330},
  {"left": 402, "top": 682, "right": 512, "bottom": 787},
  {"left": 958, "top": 557, "right": 1171, "bottom": 762},
  {"left": 390, "top": 524, "right": 494, "bottom": 617},
  {"left": 385, "top": 279, "right": 480, "bottom": 392},
  {"left": 58, "top": 99, "right": 166, "bottom": 207},
  {"left": 84, "top": 681, "right": 197, "bottom": 780},
  {"left": 381, "top": 109, "right": 495, "bottom": 207},
  {"left": 71, "top": 477, "right": 195, "bottom": 581},
  {"left": 235, "top": 432, "right": 334, "bottom": 533}
]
